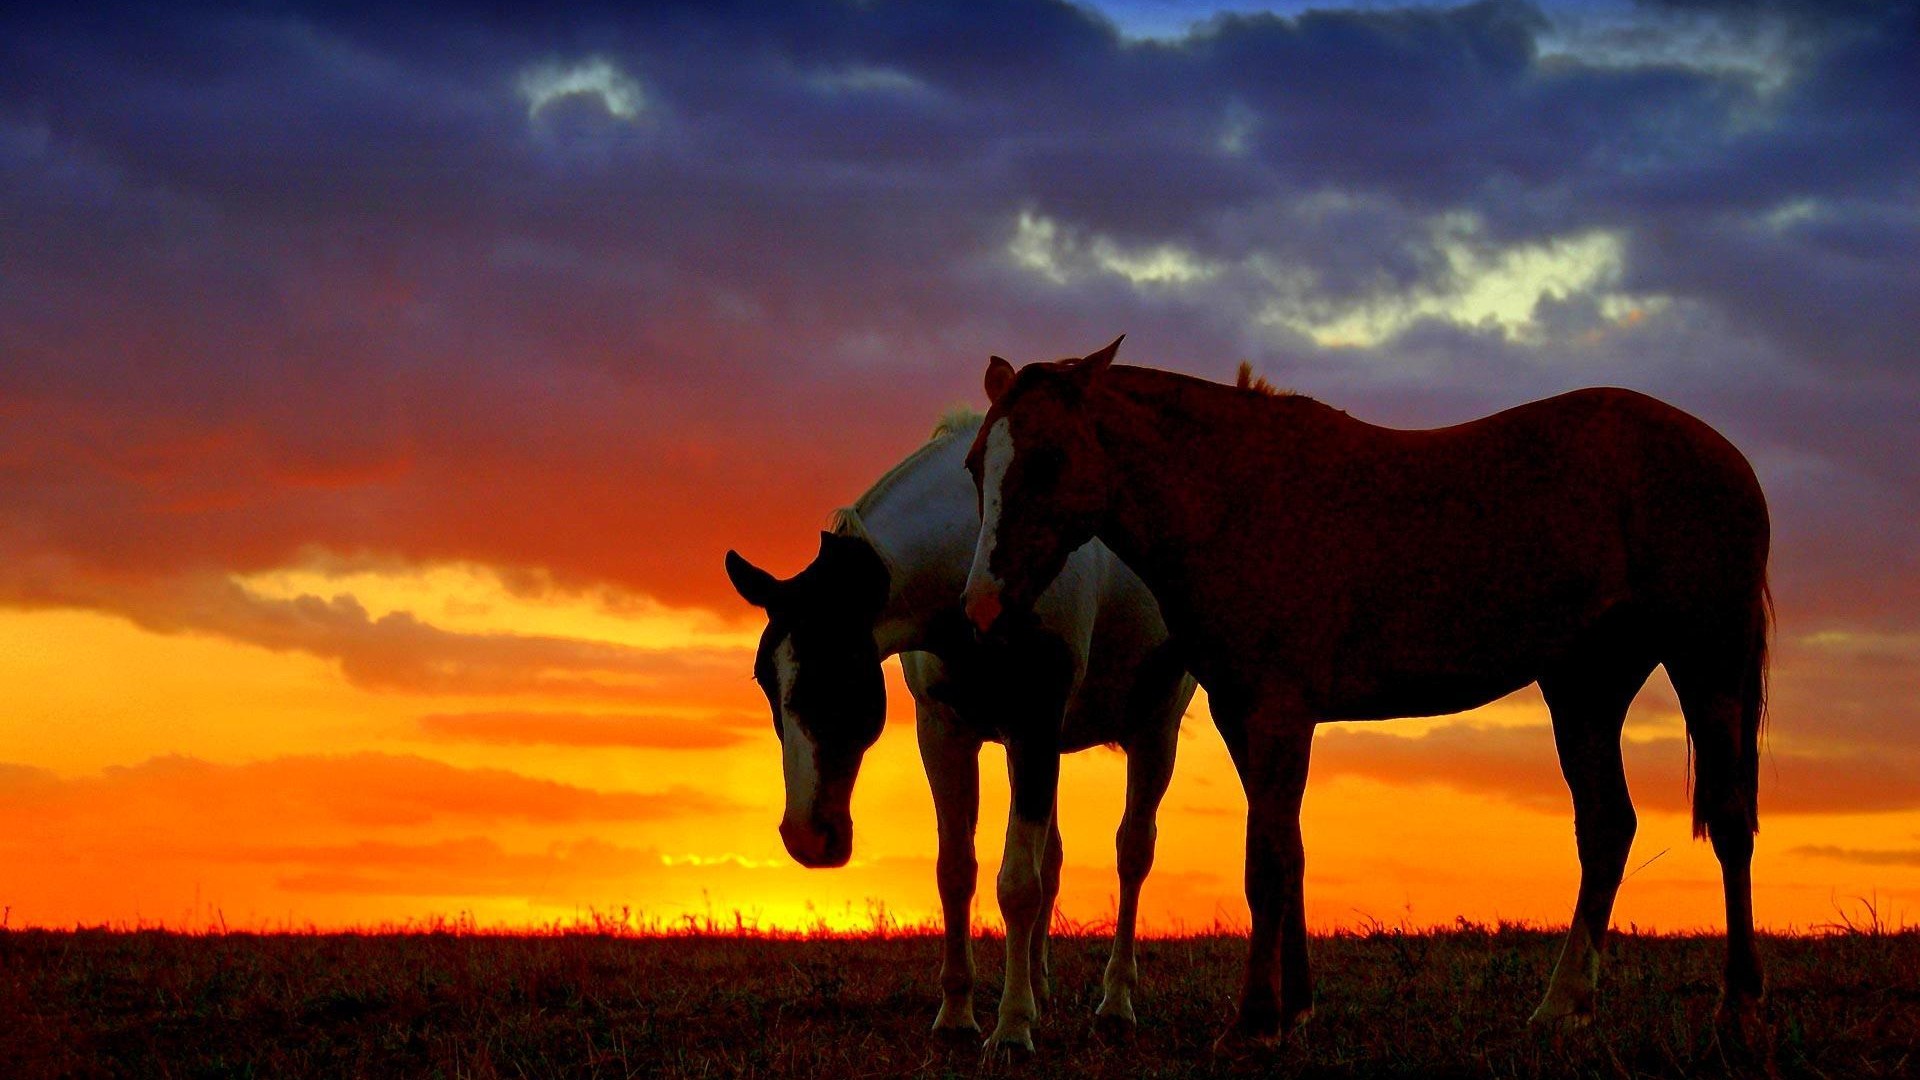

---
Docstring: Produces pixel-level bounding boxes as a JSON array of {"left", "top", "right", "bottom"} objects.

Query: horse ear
[
  {"left": 725, "top": 550, "right": 780, "bottom": 608},
  {"left": 1079, "top": 334, "right": 1123, "bottom": 374},
  {"left": 984, "top": 355, "right": 1016, "bottom": 405}
]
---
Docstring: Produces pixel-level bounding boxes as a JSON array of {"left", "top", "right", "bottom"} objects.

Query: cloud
[
  {"left": 0, "top": 562, "right": 756, "bottom": 701},
  {"left": 1788, "top": 845, "right": 1920, "bottom": 869},
  {"left": 0, "top": 752, "right": 745, "bottom": 833},
  {"left": 417, "top": 710, "right": 764, "bottom": 749},
  {"left": 0, "top": 0, "right": 1912, "bottom": 648},
  {"left": 519, "top": 58, "right": 646, "bottom": 122},
  {"left": 1313, "top": 720, "right": 1920, "bottom": 817},
  {"left": 255, "top": 837, "right": 667, "bottom": 898},
  {"left": 1009, "top": 210, "right": 1222, "bottom": 287}
]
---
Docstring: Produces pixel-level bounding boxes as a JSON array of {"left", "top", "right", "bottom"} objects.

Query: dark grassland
[{"left": 3, "top": 922, "right": 1915, "bottom": 1078}]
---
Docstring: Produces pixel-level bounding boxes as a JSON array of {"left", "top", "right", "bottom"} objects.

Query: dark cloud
[{"left": 0, "top": 0, "right": 1913, "bottom": 652}]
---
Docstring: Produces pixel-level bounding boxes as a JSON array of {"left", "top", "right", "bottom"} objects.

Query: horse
[
  {"left": 960, "top": 338, "right": 1771, "bottom": 1047},
  {"left": 725, "top": 411, "right": 1197, "bottom": 1054}
]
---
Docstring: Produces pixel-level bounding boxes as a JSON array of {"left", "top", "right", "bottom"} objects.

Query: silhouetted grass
[{"left": 2, "top": 919, "right": 1913, "bottom": 1078}]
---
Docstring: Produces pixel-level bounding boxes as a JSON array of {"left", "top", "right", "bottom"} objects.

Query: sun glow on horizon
[{"left": 3, "top": 577, "right": 1918, "bottom": 935}]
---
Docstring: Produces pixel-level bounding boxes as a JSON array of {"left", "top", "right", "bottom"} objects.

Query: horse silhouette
[
  {"left": 726, "top": 412, "right": 1195, "bottom": 1053},
  {"left": 962, "top": 338, "right": 1769, "bottom": 1046}
]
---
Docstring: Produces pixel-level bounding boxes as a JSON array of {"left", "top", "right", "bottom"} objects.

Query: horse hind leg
[
  {"left": 1097, "top": 719, "right": 1178, "bottom": 1036},
  {"left": 1530, "top": 650, "right": 1655, "bottom": 1028},
  {"left": 1667, "top": 604, "right": 1768, "bottom": 1035}
]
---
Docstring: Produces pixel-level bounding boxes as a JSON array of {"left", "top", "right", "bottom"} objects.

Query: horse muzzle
[
  {"left": 779, "top": 814, "right": 852, "bottom": 869},
  {"left": 962, "top": 579, "right": 1004, "bottom": 637}
]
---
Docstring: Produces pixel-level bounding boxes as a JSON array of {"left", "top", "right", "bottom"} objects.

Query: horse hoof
[
  {"left": 932, "top": 1019, "right": 982, "bottom": 1044},
  {"left": 981, "top": 1028, "right": 1036, "bottom": 1066},
  {"left": 1210, "top": 1028, "right": 1281, "bottom": 1060},
  {"left": 1092, "top": 1009, "right": 1137, "bottom": 1043},
  {"left": 1213, "top": 1004, "right": 1308, "bottom": 1057},
  {"left": 1714, "top": 993, "right": 1764, "bottom": 1047},
  {"left": 1527, "top": 1003, "right": 1594, "bottom": 1031}
]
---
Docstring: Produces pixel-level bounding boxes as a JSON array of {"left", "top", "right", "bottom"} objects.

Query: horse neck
[
  {"left": 1088, "top": 372, "right": 1346, "bottom": 591},
  {"left": 851, "top": 433, "right": 981, "bottom": 657}
]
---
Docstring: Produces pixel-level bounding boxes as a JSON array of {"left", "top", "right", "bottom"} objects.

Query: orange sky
[
  {"left": 3, "top": 1, "right": 1917, "bottom": 938},
  {"left": 2, "top": 555, "right": 1914, "bottom": 935}
]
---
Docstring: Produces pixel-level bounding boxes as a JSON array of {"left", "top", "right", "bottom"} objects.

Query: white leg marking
[
  {"left": 1530, "top": 918, "right": 1600, "bottom": 1027},
  {"left": 1031, "top": 816, "right": 1062, "bottom": 1009},
  {"left": 988, "top": 809, "right": 1048, "bottom": 1056},
  {"left": 963, "top": 419, "right": 1014, "bottom": 628}
]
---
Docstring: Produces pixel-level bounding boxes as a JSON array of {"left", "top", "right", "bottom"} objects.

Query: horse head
[
  {"left": 725, "top": 530, "right": 889, "bottom": 868},
  {"left": 963, "top": 336, "right": 1122, "bottom": 637}
]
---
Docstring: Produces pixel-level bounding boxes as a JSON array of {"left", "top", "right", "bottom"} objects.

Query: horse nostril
[
  {"left": 820, "top": 821, "right": 853, "bottom": 866},
  {"left": 779, "top": 820, "right": 818, "bottom": 862},
  {"left": 964, "top": 587, "right": 1002, "bottom": 636}
]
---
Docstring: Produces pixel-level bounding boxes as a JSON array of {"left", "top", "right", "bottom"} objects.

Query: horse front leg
[
  {"left": 985, "top": 732, "right": 1060, "bottom": 1058},
  {"left": 1029, "top": 807, "right": 1063, "bottom": 1010},
  {"left": 918, "top": 703, "right": 982, "bottom": 1038},
  {"left": 1219, "top": 708, "right": 1315, "bottom": 1050},
  {"left": 1097, "top": 719, "right": 1178, "bottom": 1035}
]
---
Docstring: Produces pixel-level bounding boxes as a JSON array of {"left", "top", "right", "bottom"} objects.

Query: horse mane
[
  {"left": 827, "top": 407, "right": 986, "bottom": 542},
  {"left": 929, "top": 406, "right": 985, "bottom": 441},
  {"left": 1235, "top": 361, "right": 1292, "bottom": 397}
]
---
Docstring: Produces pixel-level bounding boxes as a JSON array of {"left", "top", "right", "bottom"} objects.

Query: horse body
[
  {"left": 726, "top": 414, "right": 1196, "bottom": 1052},
  {"left": 1100, "top": 376, "right": 1765, "bottom": 725},
  {"left": 964, "top": 342, "right": 1769, "bottom": 1043}
]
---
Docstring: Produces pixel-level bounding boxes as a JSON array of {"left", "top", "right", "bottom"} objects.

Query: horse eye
[{"left": 1023, "top": 447, "right": 1066, "bottom": 487}]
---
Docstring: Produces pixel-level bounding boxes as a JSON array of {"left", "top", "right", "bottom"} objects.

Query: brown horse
[{"left": 961, "top": 338, "right": 1770, "bottom": 1045}]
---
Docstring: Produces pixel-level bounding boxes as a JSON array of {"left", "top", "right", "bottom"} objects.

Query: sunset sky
[{"left": 1, "top": 0, "right": 1915, "bottom": 935}]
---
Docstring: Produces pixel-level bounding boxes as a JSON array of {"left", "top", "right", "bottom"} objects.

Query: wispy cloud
[{"left": 418, "top": 710, "right": 764, "bottom": 750}]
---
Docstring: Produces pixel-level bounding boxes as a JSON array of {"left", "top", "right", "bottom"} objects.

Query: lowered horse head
[
  {"left": 726, "top": 529, "right": 890, "bottom": 868},
  {"left": 963, "top": 335, "right": 1123, "bottom": 637}
]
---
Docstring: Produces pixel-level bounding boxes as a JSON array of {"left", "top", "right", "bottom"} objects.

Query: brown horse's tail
[{"left": 1688, "top": 578, "right": 1771, "bottom": 839}]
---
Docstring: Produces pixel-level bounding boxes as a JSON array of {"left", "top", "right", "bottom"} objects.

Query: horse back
[{"left": 1177, "top": 387, "right": 1767, "bottom": 718}]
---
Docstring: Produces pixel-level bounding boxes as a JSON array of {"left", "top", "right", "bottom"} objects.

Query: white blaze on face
[
  {"left": 963, "top": 418, "right": 1015, "bottom": 630},
  {"left": 773, "top": 638, "right": 820, "bottom": 820}
]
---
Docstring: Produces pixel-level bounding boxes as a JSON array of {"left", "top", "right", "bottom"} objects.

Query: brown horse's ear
[
  {"left": 725, "top": 550, "right": 781, "bottom": 608},
  {"left": 1080, "top": 334, "right": 1123, "bottom": 373},
  {"left": 984, "top": 355, "right": 1016, "bottom": 404}
]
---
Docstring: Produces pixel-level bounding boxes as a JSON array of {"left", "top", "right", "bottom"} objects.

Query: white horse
[{"left": 725, "top": 412, "right": 1196, "bottom": 1054}]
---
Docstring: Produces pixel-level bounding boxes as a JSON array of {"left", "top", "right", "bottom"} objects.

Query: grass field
[{"left": 3, "top": 920, "right": 1914, "bottom": 1078}]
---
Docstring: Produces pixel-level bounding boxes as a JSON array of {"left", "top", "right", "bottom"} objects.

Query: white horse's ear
[
  {"left": 1079, "top": 334, "right": 1123, "bottom": 373},
  {"left": 725, "top": 550, "right": 780, "bottom": 608},
  {"left": 985, "top": 355, "right": 1016, "bottom": 405}
]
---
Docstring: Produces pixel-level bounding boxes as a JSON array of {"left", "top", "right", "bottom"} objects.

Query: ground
[{"left": 2, "top": 921, "right": 1914, "bottom": 1078}]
